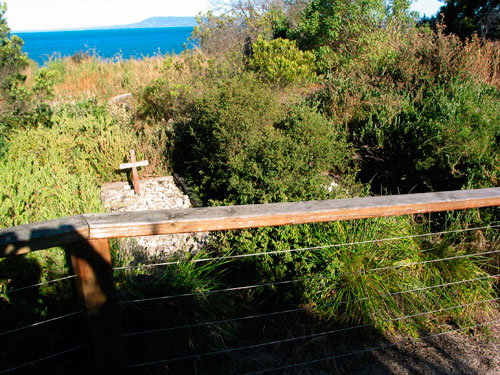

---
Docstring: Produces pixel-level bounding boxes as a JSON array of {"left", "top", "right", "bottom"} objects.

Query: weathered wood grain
[
  {"left": 0, "top": 215, "right": 89, "bottom": 257},
  {"left": 83, "top": 187, "right": 500, "bottom": 239},
  {"left": 2, "top": 188, "right": 500, "bottom": 253},
  {"left": 118, "top": 160, "right": 149, "bottom": 169}
]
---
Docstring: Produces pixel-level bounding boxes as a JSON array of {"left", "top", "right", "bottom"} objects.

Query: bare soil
[{"left": 221, "top": 314, "right": 500, "bottom": 375}]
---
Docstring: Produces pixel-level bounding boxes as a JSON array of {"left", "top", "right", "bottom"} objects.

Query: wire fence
[
  {"left": 126, "top": 297, "right": 500, "bottom": 369},
  {"left": 118, "top": 222, "right": 500, "bottom": 373},
  {"left": 3, "top": 274, "right": 76, "bottom": 295},
  {"left": 0, "top": 270, "right": 83, "bottom": 374},
  {"left": 0, "top": 345, "right": 86, "bottom": 375},
  {"left": 112, "top": 224, "right": 500, "bottom": 271},
  {"left": 2, "top": 214, "right": 500, "bottom": 373},
  {"left": 121, "top": 273, "right": 500, "bottom": 337}
]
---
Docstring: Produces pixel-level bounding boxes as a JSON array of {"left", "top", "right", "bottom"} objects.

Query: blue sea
[{"left": 14, "top": 27, "right": 195, "bottom": 66}]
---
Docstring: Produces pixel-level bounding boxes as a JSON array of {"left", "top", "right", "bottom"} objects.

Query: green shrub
[
  {"left": 0, "top": 102, "right": 140, "bottom": 227},
  {"left": 315, "top": 27, "right": 500, "bottom": 193},
  {"left": 0, "top": 3, "right": 54, "bottom": 135},
  {"left": 175, "top": 73, "right": 354, "bottom": 205},
  {"left": 248, "top": 36, "right": 316, "bottom": 85},
  {"left": 287, "top": 0, "right": 387, "bottom": 71},
  {"left": 139, "top": 77, "right": 193, "bottom": 122}
]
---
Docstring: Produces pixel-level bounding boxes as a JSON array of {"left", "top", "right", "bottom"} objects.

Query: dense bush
[
  {"left": 284, "top": 0, "right": 387, "bottom": 71},
  {"left": 175, "top": 73, "right": 354, "bottom": 205},
  {"left": 316, "top": 26, "right": 500, "bottom": 193},
  {"left": 0, "top": 101, "right": 140, "bottom": 227},
  {"left": 248, "top": 35, "right": 316, "bottom": 85},
  {"left": 0, "top": 3, "right": 54, "bottom": 137}
]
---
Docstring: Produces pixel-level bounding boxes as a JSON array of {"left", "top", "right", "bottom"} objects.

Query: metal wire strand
[
  {"left": 4, "top": 275, "right": 76, "bottom": 295},
  {"left": 0, "top": 311, "right": 82, "bottom": 337},
  {"left": 113, "top": 224, "right": 500, "bottom": 271},
  {"left": 0, "top": 345, "right": 85, "bottom": 374},
  {"left": 118, "top": 277, "right": 314, "bottom": 305},
  {"left": 118, "top": 248, "right": 500, "bottom": 305},
  {"left": 126, "top": 297, "right": 499, "bottom": 369},
  {"left": 241, "top": 318, "right": 500, "bottom": 375},
  {"left": 121, "top": 274, "right": 500, "bottom": 337}
]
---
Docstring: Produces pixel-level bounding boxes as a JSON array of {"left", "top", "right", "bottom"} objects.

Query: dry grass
[
  {"left": 45, "top": 53, "right": 165, "bottom": 102},
  {"left": 28, "top": 49, "right": 217, "bottom": 105}
]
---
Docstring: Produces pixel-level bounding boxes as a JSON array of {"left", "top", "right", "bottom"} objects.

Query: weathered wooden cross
[{"left": 119, "top": 150, "right": 148, "bottom": 195}]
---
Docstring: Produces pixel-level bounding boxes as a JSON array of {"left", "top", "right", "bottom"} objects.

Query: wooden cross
[{"left": 119, "top": 150, "right": 148, "bottom": 195}]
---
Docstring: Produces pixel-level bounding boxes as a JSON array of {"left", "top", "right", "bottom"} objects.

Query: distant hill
[
  {"left": 107, "top": 17, "right": 198, "bottom": 29},
  {"left": 14, "top": 17, "right": 198, "bottom": 32}
]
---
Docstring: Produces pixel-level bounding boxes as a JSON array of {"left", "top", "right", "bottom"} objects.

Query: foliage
[
  {"left": 191, "top": 1, "right": 284, "bottom": 62},
  {"left": 438, "top": 0, "right": 500, "bottom": 40},
  {"left": 192, "top": 11, "right": 245, "bottom": 56},
  {"left": 175, "top": 73, "right": 354, "bottom": 205},
  {"left": 315, "top": 25, "right": 500, "bottom": 193},
  {"left": 0, "top": 2, "right": 29, "bottom": 107},
  {"left": 0, "top": 2, "right": 54, "bottom": 137},
  {"left": 0, "top": 101, "right": 140, "bottom": 227},
  {"left": 140, "top": 77, "right": 193, "bottom": 122},
  {"left": 137, "top": 50, "right": 230, "bottom": 124},
  {"left": 284, "top": 0, "right": 387, "bottom": 70},
  {"left": 46, "top": 52, "right": 164, "bottom": 102},
  {"left": 304, "top": 216, "right": 495, "bottom": 333},
  {"left": 248, "top": 35, "right": 316, "bottom": 85},
  {"left": 116, "top": 250, "right": 239, "bottom": 374}
]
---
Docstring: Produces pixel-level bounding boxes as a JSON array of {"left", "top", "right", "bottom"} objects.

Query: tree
[
  {"left": 287, "top": 0, "right": 387, "bottom": 71},
  {"left": 0, "top": 2, "right": 29, "bottom": 115},
  {"left": 439, "top": 0, "right": 500, "bottom": 39},
  {"left": 192, "top": 0, "right": 293, "bottom": 56},
  {"left": 0, "top": 1, "right": 53, "bottom": 139}
]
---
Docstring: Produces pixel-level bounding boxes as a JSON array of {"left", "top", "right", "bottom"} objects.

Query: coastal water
[{"left": 14, "top": 27, "right": 195, "bottom": 66}]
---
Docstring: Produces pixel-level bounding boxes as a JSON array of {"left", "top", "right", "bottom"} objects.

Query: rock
[
  {"left": 109, "top": 93, "right": 133, "bottom": 110},
  {"left": 100, "top": 176, "right": 209, "bottom": 260}
]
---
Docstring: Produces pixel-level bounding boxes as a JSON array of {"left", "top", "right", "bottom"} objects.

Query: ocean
[{"left": 13, "top": 27, "right": 195, "bottom": 66}]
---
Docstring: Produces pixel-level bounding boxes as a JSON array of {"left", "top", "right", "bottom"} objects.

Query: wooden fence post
[{"left": 68, "top": 238, "right": 125, "bottom": 373}]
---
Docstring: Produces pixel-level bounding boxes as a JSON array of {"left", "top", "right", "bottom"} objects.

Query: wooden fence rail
[{"left": 2, "top": 187, "right": 500, "bottom": 372}]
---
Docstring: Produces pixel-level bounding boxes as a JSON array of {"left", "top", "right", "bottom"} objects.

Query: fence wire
[
  {"left": 0, "top": 345, "right": 85, "bottom": 374},
  {"left": 4, "top": 274, "right": 76, "bottom": 295},
  {"left": 113, "top": 224, "right": 500, "bottom": 272},
  {"left": 241, "top": 318, "right": 500, "bottom": 375},
  {"left": 118, "top": 248, "right": 500, "bottom": 305},
  {"left": 126, "top": 297, "right": 500, "bottom": 369},
  {"left": 122, "top": 274, "right": 500, "bottom": 337},
  {"left": 0, "top": 311, "right": 82, "bottom": 337},
  {"left": 3, "top": 211, "right": 500, "bottom": 373}
]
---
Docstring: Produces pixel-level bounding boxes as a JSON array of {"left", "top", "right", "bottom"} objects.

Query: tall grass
[
  {"left": 304, "top": 216, "right": 496, "bottom": 336},
  {"left": 45, "top": 53, "right": 164, "bottom": 102},
  {"left": 212, "top": 215, "right": 497, "bottom": 338}
]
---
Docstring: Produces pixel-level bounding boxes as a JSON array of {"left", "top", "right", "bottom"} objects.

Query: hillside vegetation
[{"left": 1, "top": 1, "right": 500, "bottom": 373}]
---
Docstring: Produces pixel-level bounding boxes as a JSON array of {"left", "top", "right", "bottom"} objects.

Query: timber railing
[{"left": 1, "top": 187, "right": 500, "bottom": 373}]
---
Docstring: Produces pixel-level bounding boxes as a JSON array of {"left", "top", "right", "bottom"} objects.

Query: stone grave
[{"left": 100, "top": 176, "right": 209, "bottom": 260}]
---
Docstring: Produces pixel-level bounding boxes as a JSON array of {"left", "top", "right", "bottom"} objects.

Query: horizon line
[{"left": 11, "top": 15, "right": 198, "bottom": 34}]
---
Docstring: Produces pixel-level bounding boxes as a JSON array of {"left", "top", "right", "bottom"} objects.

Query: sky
[
  {"left": 6, "top": 0, "right": 443, "bottom": 32},
  {"left": 411, "top": 0, "right": 443, "bottom": 17},
  {"left": 6, "top": 0, "right": 211, "bottom": 31}
]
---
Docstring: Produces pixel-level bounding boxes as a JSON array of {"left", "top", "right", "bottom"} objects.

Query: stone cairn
[{"left": 100, "top": 176, "right": 209, "bottom": 261}]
